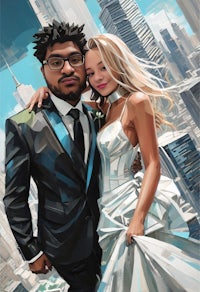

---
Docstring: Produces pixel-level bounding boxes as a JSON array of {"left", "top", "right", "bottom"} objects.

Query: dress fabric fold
[{"left": 97, "top": 120, "right": 200, "bottom": 292}]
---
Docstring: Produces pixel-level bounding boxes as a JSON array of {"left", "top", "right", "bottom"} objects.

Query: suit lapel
[
  {"left": 43, "top": 108, "right": 73, "bottom": 159},
  {"left": 41, "top": 100, "right": 86, "bottom": 181}
]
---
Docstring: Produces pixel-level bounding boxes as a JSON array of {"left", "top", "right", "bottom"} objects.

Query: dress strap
[{"left": 119, "top": 95, "right": 130, "bottom": 121}]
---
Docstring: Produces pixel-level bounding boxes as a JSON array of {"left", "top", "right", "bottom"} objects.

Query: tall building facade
[
  {"left": 176, "top": 0, "right": 200, "bottom": 40},
  {"left": 144, "top": 9, "right": 198, "bottom": 83},
  {"left": 168, "top": 88, "right": 200, "bottom": 145},
  {"left": 179, "top": 79, "right": 200, "bottom": 128},
  {"left": 171, "top": 23, "right": 194, "bottom": 56},
  {"left": 159, "top": 132, "right": 200, "bottom": 215},
  {"left": 0, "top": 0, "right": 41, "bottom": 69},
  {"left": 160, "top": 28, "right": 192, "bottom": 79},
  {"left": 56, "top": 0, "right": 100, "bottom": 37},
  {"left": 28, "top": 0, "right": 66, "bottom": 26},
  {"left": 29, "top": 0, "right": 100, "bottom": 39},
  {"left": 97, "top": 0, "right": 167, "bottom": 78}
]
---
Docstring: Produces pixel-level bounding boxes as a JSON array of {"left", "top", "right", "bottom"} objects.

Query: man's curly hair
[{"left": 33, "top": 20, "right": 87, "bottom": 63}]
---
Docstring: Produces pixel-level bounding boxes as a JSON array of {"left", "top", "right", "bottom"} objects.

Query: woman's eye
[{"left": 87, "top": 72, "right": 93, "bottom": 77}]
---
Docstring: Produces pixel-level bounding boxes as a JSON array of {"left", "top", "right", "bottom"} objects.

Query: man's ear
[{"left": 40, "top": 66, "right": 44, "bottom": 76}]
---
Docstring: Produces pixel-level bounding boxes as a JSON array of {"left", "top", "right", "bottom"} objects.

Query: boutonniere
[
  {"left": 91, "top": 109, "right": 106, "bottom": 129},
  {"left": 92, "top": 109, "right": 105, "bottom": 121}
]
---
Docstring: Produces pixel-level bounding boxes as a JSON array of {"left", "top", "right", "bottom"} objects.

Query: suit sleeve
[{"left": 3, "top": 118, "right": 40, "bottom": 261}]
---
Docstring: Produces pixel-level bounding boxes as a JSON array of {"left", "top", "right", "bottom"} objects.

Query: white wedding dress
[{"left": 96, "top": 118, "right": 200, "bottom": 292}]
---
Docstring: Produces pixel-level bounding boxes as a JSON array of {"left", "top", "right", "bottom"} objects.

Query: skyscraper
[
  {"left": 179, "top": 78, "right": 200, "bottom": 128},
  {"left": 159, "top": 131, "right": 200, "bottom": 215},
  {"left": 171, "top": 22, "right": 194, "bottom": 57},
  {"left": 56, "top": 0, "right": 100, "bottom": 37},
  {"left": 176, "top": 0, "right": 200, "bottom": 40},
  {"left": 29, "top": 0, "right": 100, "bottom": 39},
  {"left": 0, "top": 0, "right": 41, "bottom": 69},
  {"left": 97, "top": 0, "right": 167, "bottom": 74},
  {"left": 160, "top": 28, "right": 191, "bottom": 79},
  {"left": 1, "top": 55, "right": 36, "bottom": 108}
]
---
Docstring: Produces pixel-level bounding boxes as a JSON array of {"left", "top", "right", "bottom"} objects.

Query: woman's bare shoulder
[
  {"left": 128, "top": 92, "right": 150, "bottom": 106},
  {"left": 127, "top": 92, "right": 153, "bottom": 116}
]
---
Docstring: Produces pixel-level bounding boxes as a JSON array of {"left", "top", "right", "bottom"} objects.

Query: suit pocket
[
  {"left": 42, "top": 197, "right": 86, "bottom": 225},
  {"left": 43, "top": 200, "right": 66, "bottom": 224}
]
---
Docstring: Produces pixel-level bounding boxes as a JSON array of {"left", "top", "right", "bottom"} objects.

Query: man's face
[{"left": 41, "top": 41, "right": 86, "bottom": 106}]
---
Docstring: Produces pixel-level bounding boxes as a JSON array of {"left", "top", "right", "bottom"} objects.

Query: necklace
[
  {"left": 107, "top": 86, "right": 127, "bottom": 104},
  {"left": 106, "top": 87, "right": 127, "bottom": 119},
  {"left": 108, "top": 91, "right": 121, "bottom": 104}
]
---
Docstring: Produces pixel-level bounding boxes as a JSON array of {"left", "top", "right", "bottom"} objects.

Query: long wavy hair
[{"left": 86, "top": 33, "right": 173, "bottom": 128}]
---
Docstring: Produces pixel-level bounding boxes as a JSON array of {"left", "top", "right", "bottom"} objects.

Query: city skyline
[
  {"left": 0, "top": 5, "right": 199, "bottom": 157},
  {"left": 0, "top": 0, "right": 199, "bottom": 130},
  {"left": 0, "top": 0, "right": 199, "bottom": 172},
  {"left": 0, "top": 1, "right": 199, "bottom": 290}
]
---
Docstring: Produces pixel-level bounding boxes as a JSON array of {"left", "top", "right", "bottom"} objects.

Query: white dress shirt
[{"left": 51, "top": 94, "right": 90, "bottom": 164}]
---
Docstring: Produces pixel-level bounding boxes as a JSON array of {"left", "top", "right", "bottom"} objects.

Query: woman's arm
[
  {"left": 27, "top": 85, "right": 110, "bottom": 114},
  {"left": 126, "top": 92, "right": 161, "bottom": 245}
]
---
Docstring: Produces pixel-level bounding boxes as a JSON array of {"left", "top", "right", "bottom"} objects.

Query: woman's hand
[
  {"left": 126, "top": 219, "right": 144, "bottom": 245},
  {"left": 27, "top": 86, "right": 50, "bottom": 111}
]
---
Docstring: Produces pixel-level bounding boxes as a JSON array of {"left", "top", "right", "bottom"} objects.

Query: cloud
[{"left": 7, "top": 104, "right": 23, "bottom": 118}]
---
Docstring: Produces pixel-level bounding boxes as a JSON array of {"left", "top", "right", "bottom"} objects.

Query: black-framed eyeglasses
[{"left": 42, "top": 54, "right": 84, "bottom": 70}]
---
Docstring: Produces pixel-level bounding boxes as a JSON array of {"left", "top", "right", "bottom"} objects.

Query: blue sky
[
  {"left": 85, "top": 0, "right": 105, "bottom": 31},
  {"left": 136, "top": 0, "right": 192, "bottom": 34},
  {"left": 136, "top": 0, "right": 181, "bottom": 15},
  {"left": 0, "top": 44, "right": 45, "bottom": 129}
]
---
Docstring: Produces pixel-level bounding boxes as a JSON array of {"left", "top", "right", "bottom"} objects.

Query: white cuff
[{"left": 28, "top": 251, "right": 43, "bottom": 263}]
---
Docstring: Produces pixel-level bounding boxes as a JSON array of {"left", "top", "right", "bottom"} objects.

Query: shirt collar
[{"left": 51, "top": 93, "right": 83, "bottom": 116}]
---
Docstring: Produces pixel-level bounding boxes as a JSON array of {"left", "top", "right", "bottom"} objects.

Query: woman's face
[{"left": 85, "top": 48, "right": 119, "bottom": 96}]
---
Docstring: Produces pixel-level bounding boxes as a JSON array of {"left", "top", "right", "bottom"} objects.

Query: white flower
[{"left": 92, "top": 110, "right": 105, "bottom": 121}]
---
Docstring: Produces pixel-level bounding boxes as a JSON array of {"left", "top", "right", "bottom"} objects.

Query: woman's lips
[{"left": 97, "top": 83, "right": 107, "bottom": 89}]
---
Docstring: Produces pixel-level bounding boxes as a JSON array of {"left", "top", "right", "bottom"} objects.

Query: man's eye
[
  {"left": 51, "top": 60, "right": 62, "bottom": 66},
  {"left": 71, "top": 57, "right": 81, "bottom": 63}
]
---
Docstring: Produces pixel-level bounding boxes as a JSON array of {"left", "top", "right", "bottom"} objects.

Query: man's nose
[{"left": 61, "top": 60, "right": 75, "bottom": 74}]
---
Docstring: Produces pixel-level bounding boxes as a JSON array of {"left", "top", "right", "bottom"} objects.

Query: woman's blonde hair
[{"left": 87, "top": 33, "right": 173, "bottom": 128}]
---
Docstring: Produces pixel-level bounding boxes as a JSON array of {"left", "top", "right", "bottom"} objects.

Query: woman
[
  {"left": 85, "top": 34, "right": 199, "bottom": 292},
  {"left": 29, "top": 34, "right": 200, "bottom": 291}
]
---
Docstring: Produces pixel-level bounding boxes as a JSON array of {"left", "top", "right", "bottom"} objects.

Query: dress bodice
[{"left": 97, "top": 120, "right": 139, "bottom": 193}]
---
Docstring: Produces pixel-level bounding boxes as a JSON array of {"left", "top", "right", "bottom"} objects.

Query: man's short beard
[{"left": 46, "top": 81, "right": 86, "bottom": 103}]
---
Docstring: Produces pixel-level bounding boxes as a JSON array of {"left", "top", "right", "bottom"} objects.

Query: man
[{"left": 4, "top": 20, "right": 102, "bottom": 291}]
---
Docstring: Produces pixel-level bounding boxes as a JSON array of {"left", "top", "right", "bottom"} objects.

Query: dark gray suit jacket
[{"left": 4, "top": 98, "right": 101, "bottom": 265}]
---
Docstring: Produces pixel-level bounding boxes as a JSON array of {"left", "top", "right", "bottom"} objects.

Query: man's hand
[
  {"left": 132, "top": 152, "right": 142, "bottom": 174},
  {"left": 29, "top": 254, "right": 52, "bottom": 274}
]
